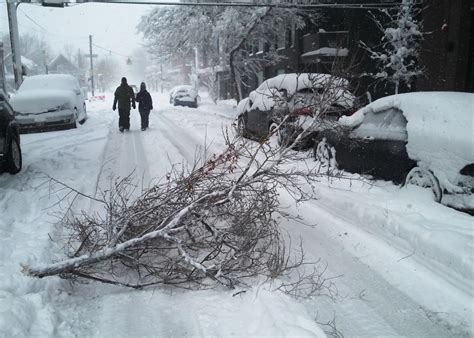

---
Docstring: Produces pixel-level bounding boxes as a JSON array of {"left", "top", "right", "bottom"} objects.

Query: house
[
  {"left": 417, "top": 0, "right": 474, "bottom": 93},
  {"left": 217, "top": 0, "right": 473, "bottom": 100},
  {"left": 48, "top": 54, "right": 86, "bottom": 87}
]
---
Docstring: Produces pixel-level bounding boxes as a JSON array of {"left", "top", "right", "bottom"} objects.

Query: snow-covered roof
[
  {"left": 249, "top": 73, "right": 354, "bottom": 111},
  {"left": 48, "top": 54, "right": 79, "bottom": 72},
  {"left": 20, "top": 56, "right": 37, "bottom": 69},
  {"left": 340, "top": 92, "right": 474, "bottom": 192},
  {"left": 301, "top": 47, "right": 349, "bottom": 57}
]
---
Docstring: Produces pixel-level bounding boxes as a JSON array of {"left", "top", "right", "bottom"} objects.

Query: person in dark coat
[
  {"left": 135, "top": 82, "right": 153, "bottom": 131},
  {"left": 113, "top": 77, "right": 136, "bottom": 132}
]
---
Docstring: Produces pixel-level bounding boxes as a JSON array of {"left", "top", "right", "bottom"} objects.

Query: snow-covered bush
[{"left": 360, "top": 0, "right": 424, "bottom": 94}]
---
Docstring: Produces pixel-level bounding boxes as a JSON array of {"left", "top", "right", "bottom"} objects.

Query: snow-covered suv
[{"left": 0, "top": 90, "right": 22, "bottom": 174}]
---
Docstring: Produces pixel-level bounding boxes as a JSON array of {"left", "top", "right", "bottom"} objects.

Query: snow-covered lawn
[{"left": 0, "top": 93, "right": 472, "bottom": 337}]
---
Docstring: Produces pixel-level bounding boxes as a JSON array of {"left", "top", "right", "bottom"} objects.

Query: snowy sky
[{"left": 0, "top": 1, "right": 180, "bottom": 59}]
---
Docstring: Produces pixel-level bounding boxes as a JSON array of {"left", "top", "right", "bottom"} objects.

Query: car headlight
[{"left": 58, "top": 102, "right": 72, "bottom": 111}]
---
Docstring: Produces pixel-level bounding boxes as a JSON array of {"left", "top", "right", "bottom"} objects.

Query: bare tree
[
  {"left": 2, "top": 33, "right": 51, "bottom": 75},
  {"left": 138, "top": 5, "right": 315, "bottom": 100}
]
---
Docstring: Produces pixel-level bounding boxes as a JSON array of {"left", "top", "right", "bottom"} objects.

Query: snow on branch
[
  {"left": 25, "top": 131, "right": 326, "bottom": 290},
  {"left": 360, "top": 0, "right": 424, "bottom": 94}
]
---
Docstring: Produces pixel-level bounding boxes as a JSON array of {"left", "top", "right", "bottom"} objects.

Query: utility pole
[
  {"left": 43, "top": 49, "right": 49, "bottom": 74},
  {"left": 7, "top": 2, "right": 22, "bottom": 89},
  {"left": 0, "top": 42, "right": 6, "bottom": 93},
  {"left": 89, "top": 35, "right": 95, "bottom": 96}
]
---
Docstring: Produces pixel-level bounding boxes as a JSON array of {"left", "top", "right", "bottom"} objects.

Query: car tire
[
  {"left": 404, "top": 167, "right": 442, "bottom": 202},
  {"left": 314, "top": 137, "right": 337, "bottom": 168},
  {"left": 78, "top": 103, "right": 87, "bottom": 125},
  {"left": 6, "top": 136, "right": 22, "bottom": 174},
  {"left": 268, "top": 122, "right": 284, "bottom": 146}
]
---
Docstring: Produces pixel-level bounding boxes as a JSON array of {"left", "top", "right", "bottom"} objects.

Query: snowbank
[{"left": 340, "top": 92, "right": 474, "bottom": 192}]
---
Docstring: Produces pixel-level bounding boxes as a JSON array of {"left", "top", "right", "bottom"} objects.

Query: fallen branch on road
[{"left": 25, "top": 133, "right": 324, "bottom": 290}]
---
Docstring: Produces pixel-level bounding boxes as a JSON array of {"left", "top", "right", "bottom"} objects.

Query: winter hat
[
  {"left": 121, "top": 77, "right": 127, "bottom": 85},
  {"left": 140, "top": 82, "right": 146, "bottom": 90}
]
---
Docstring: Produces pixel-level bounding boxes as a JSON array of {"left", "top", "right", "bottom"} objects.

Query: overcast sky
[{"left": 0, "top": 1, "right": 161, "bottom": 60}]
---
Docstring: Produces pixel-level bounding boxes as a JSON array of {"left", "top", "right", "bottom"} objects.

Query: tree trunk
[{"left": 229, "top": 7, "right": 272, "bottom": 101}]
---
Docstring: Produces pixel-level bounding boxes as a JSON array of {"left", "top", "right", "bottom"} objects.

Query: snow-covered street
[{"left": 1, "top": 93, "right": 472, "bottom": 337}]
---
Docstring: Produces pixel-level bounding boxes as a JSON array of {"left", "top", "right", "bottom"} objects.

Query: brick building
[{"left": 220, "top": 0, "right": 474, "bottom": 100}]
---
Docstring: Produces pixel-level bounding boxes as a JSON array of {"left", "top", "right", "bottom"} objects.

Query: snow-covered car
[
  {"left": 0, "top": 90, "right": 22, "bottom": 174},
  {"left": 314, "top": 91, "right": 474, "bottom": 211},
  {"left": 169, "top": 85, "right": 198, "bottom": 108},
  {"left": 236, "top": 73, "right": 356, "bottom": 146},
  {"left": 10, "top": 74, "right": 87, "bottom": 133}
]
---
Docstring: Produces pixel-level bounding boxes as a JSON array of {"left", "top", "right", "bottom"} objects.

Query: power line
[
  {"left": 18, "top": 8, "right": 48, "bottom": 32},
  {"left": 92, "top": 43, "right": 129, "bottom": 58}
]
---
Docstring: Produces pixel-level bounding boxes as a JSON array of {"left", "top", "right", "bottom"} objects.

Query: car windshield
[
  {"left": 352, "top": 108, "right": 408, "bottom": 141},
  {"left": 19, "top": 76, "right": 77, "bottom": 92}
]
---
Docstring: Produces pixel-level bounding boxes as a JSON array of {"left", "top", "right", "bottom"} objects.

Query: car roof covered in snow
[
  {"left": 18, "top": 74, "right": 79, "bottom": 92},
  {"left": 248, "top": 73, "right": 354, "bottom": 111},
  {"left": 170, "top": 85, "right": 197, "bottom": 95},
  {"left": 255, "top": 73, "right": 349, "bottom": 94},
  {"left": 340, "top": 91, "right": 474, "bottom": 192}
]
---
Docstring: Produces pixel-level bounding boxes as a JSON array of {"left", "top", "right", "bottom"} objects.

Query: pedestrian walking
[
  {"left": 113, "top": 77, "right": 136, "bottom": 132},
  {"left": 135, "top": 82, "right": 153, "bottom": 131}
]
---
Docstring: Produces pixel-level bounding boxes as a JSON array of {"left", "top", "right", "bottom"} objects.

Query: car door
[
  {"left": 247, "top": 91, "right": 270, "bottom": 138},
  {"left": 337, "top": 107, "right": 415, "bottom": 182}
]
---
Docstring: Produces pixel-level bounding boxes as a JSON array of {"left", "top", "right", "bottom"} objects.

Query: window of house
[
  {"left": 277, "top": 28, "right": 286, "bottom": 49},
  {"left": 287, "top": 25, "right": 295, "bottom": 48}
]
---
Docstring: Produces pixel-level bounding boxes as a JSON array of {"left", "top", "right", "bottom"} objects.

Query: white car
[
  {"left": 10, "top": 74, "right": 87, "bottom": 132},
  {"left": 169, "top": 85, "right": 198, "bottom": 108}
]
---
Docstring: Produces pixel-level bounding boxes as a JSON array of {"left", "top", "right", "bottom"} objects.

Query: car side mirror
[{"left": 74, "top": 89, "right": 81, "bottom": 95}]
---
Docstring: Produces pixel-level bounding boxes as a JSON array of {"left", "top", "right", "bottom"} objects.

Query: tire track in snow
[
  {"left": 281, "top": 193, "right": 469, "bottom": 336},
  {"left": 152, "top": 109, "right": 208, "bottom": 165}
]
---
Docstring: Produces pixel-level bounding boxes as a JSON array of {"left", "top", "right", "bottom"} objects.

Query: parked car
[
  {"left": 314, "top": 92, "right": 474, "bottom": 211},
  {"left": 10, "top": 74, "right": 87, "bottom": 133},
  {"left": 169, "top": 85, "right": 198, "bottom": 108},
  {"left": 0, "top": 90, "right": 22, "bottom": 174},
  {"left": 236, "top": 73, "right": 357, "bottom": 146}
]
